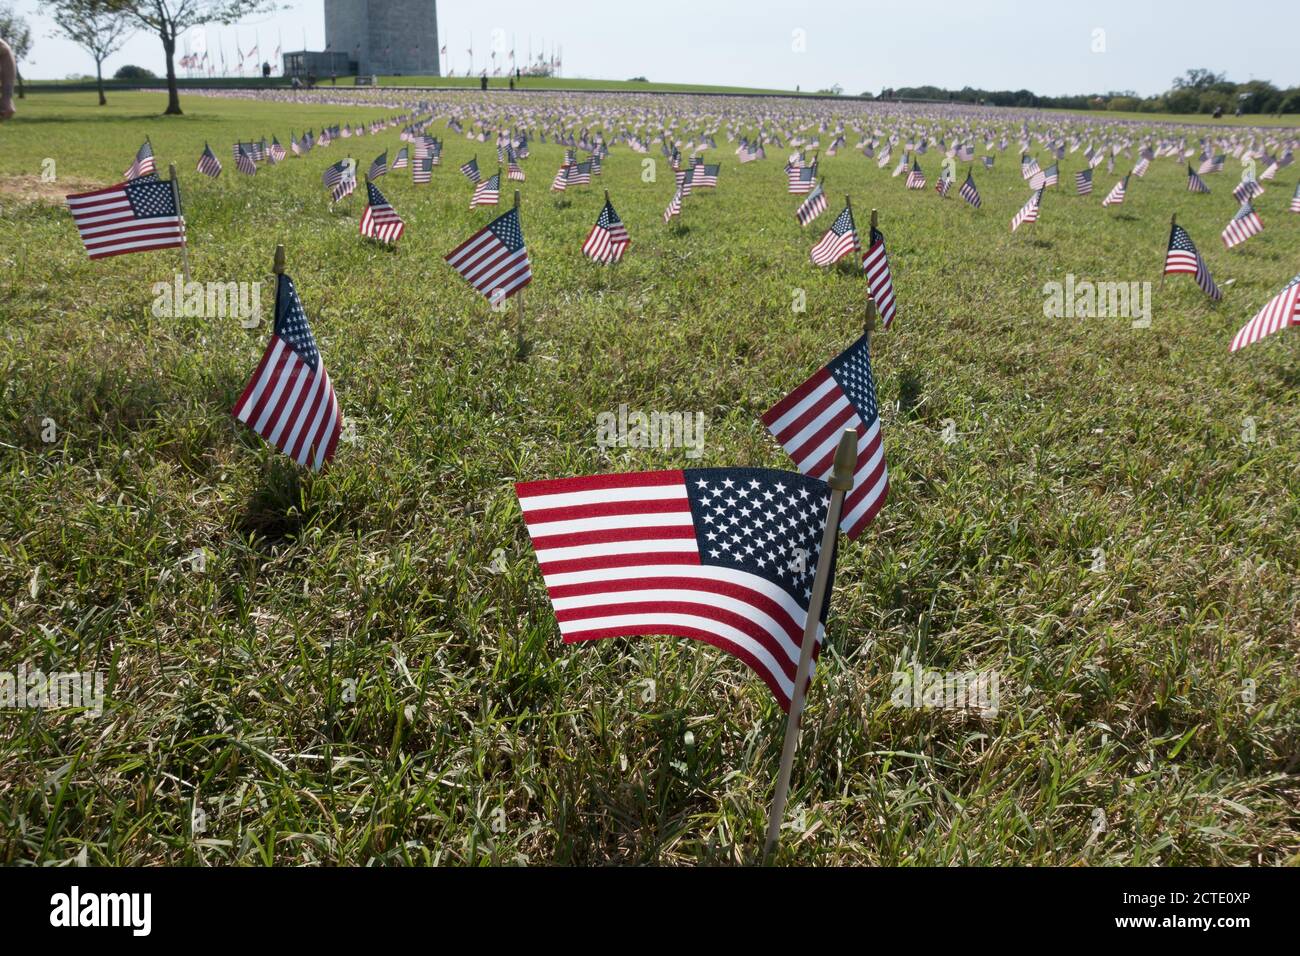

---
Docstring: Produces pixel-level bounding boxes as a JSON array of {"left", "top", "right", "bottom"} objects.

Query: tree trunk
[
  {"left": 16, "top": 68, "right": 23, "bottom": 99},
  {"left": 162, "top": 29, "right": 181, "bottom": 115},
  {"left": 96, "top": 58, "right": 106, "bottom": 106}
]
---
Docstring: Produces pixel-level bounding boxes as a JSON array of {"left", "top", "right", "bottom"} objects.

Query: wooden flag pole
[
  {"left": 865, "top": 209, "right": 879, "bottom": 338},
  {"left": 273, "top": 243, "right": 285, "bottom": 275},
  {"left": 168, "top": 163, "right": 192, "bottom": 282},
  {"left": 514, "top": 189, "right": 527, "bottom": 358},
  {"left": 763, "top": 427, "right": 858, "bottom": 860}
]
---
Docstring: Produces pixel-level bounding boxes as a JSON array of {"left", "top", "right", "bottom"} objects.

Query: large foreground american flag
[
  {"left": 761, "top": 333, "right": 889, "bottom": 540},
  {"left": 231, "top": 273, "right": 342, "bottom": 471},
  {"left": 65, "top": 176, "right": 186, "bottom": 260},
  {"left": 1230, "top": 274, "right": 1300, "bottom": 352},
  {"left": 516, "top": 466, "right": 836, "bottom": 710}
]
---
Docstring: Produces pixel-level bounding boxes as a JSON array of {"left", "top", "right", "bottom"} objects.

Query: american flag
[
  {"left": 1230, "top": 274, "right": 1300, "bottom": 352},
  {"left": 905, "top": 159, "right": 926, "bottom": 189},
  {"left": 1011, "top": 188, "right": 1043, "bottom": 232},
  {"left": 197, "top": 143, "right": 222, "bottom": 178},
  {"left": 983, "top": 155, "right": 995, "bottom": 170},
  {"left": 444, "top": 206, "right": 532, "bottom": 301},
  {"left": 761, "top": 333, "right": 888, "bottom": 541},
  {"left": 892, "top": 154, "right": 908, "bottom": 177},
  {"left": 582, "top": 198, "right": 630, "bottom": 264},
  {"left": 1075, "top": 168, "right": 1093, "bottom": 195},
  {"left": 331, "top": 175, "right": 357, "bottom": 203},
  {"left": 269, "top": 137, "right": 287, "bottom": 163},
  {"left": 1199, "top": 153, "right": 1225, "bottom": 174},
  {"left": 959, "top": 171, "right": 981, "bottom": 208},
  {"left": 809, "top": 204, "right": 859, "bottom": 266},
  {"left": 935, "top": 173, "right": 952, "bottom": 198},
  {"left": 862, "top": 227, "right": 898, "bottom": 328},
  {"left": 460, "top": 156, "right": 481, "bottom": 182},
  {"left": 393, "top": 146, "right": 409, "bottom": 170},
  {"left": 124, "top": 141, "right": 156, "bottom": 180},
  {"left": 1133, "top": 155, "right": 1151, "bottom": 177},
  {"left": 235, "top": 145, "right": 257, "bottom": 176},
  {"left": 1027, "top": 166, "right": 1047, "bottom": 189},
  {"left": 551, "top": 163, "right": 573, "bottom": 192},
  {"left": 1290, "top": 182, "right": 1300, "bottom": 213},
  {"left": 515, "top": 466, "right": 836, "bottom": 710},
  {"left": 413, "top": 155, "right": 433, "bottom": 184},
  {"left": 290, "top": 135, "right": 303, "bottom": 157},
  {"left": 1187, "top": 165, "right": 1210, "bottom": 193},
  {"left": 507, "top": 149, "right": 525, "bottom": 181},
  {"left": 795, "top": 181, "right": 827, "bottom": 226},
  {"left": 676, "top": 166, "right": 694, "bottom": 196},
  {"left": 693, "top": 163, "right": 720, "bottom": 187},
  {"left": 663, "top": 187, "right": 683, "bottom": 222},
  {"left": 368, "top": 151, "right": 388, "bottom": 179},
  {"left": 1021, "top": 155, "right": 1041, "bottom": 180},
  {"left": 471, "top": 172, "right": 501, "bottom": 208},
  {"left": 1222, "top": 202, "right": 1262, "bottom": 248},
  {"left": 1164, "top": 224, "right": 1221, "bottom": 300},
  {"left": 1101, "top": 175, "right": 1128, "bottom": 207},
  {"left": 231, "top": 272, "right": 342, "bottom": 472},
  {"left": 65, "top": 176, "right": 185, "bottom": 260},
  {"left": 789, "top": 162, "right": 817, "bottom": 194},
  {"left": 360, "top": 181, "right": 405, "bottom": 244},
  {"left": 1232, "top": 178, "right": 1263, "bottom": 204},
  {"left": 571, "top": 161, "right": 593, "bottom": 185},
  {"left": 322, "top": 158, "right": 352, "bottom": 188},
  {"left": 1042, "top": 163, "right": 1059, "bottom": 187}
]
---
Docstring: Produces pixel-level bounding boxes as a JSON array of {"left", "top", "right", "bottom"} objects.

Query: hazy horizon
[{"left": 9, "top": 0, "right": 1298, "bottom": 97}]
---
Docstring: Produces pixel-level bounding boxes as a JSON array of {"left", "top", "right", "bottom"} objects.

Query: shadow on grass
[
  {"left": 237, "top": 456, "right": 317, "bottom": 544},
  {"left": 897, "top": 367, "right": 925, "bottom": 419}
]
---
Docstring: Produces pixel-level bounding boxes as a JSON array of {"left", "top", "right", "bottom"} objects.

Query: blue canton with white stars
[
  {"left": 597, "top": 201, "right": 622, "bottom": 228},
  {"left": 683, "top": 468, "right": 833, "bottom": 613},
  {"left": 125, "top": 178, "right": 177, "bottom": 218},
  {"left": 274, "top": 275, "right": 321, "bottom": 371},
  {"left": 488, "top": 208, "right": 526, "bottom": 252},
  {"left": 827, "top": 334, "right": 880, "bottom": 428},
  {"left": 366, "top": 181, "right": 390, "bottom": 207},
  {"left": 828, "top": 205, "right": 856, "bottom": 236}
]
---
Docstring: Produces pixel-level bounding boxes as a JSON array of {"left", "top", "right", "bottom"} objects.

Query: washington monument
[{"left": 324, "top": 0, "right": 440, "bottom": 76}]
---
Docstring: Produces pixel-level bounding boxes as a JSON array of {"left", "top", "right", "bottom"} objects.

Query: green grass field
[{"left": 1, "top": 91, "right": 1297, "bottom": 866}]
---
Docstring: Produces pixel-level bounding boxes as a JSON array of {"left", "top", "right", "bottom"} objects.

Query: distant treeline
[{"left": 874, "top": 70, "right": 1300, "bottom": 115}]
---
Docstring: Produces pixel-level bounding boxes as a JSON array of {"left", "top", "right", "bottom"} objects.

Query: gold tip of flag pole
[{"left": 763, "top": 425, "right": 858, "bottom": 863}]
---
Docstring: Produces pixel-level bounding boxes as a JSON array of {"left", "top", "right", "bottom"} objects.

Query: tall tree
[
  {"left": 0, "top": 3, "right": 32, "bottom": 99},
  {"left": 50, "top": 1, "right": 134, "bottom": 106},
  {"left": 106, "top": 1, "right": 273, "bottom": 115}
]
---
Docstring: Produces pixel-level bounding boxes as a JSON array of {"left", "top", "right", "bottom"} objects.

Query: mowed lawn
[{"left": 0, "top": 91, "right": 1297, "bottom": 866}]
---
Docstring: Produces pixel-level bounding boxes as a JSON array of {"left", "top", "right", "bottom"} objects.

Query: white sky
[{"left": 10, "top": 0, "right": 1299, "bottom": 97}]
